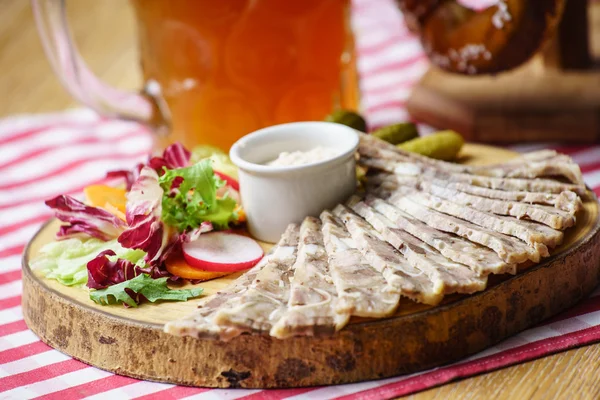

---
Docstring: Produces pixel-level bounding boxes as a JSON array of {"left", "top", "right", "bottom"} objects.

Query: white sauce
[{"left": 266, "top": 146, "right": 339, "bottom": 167}]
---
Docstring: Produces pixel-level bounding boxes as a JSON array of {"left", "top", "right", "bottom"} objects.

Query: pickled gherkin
[
  {"left": 398, "top": 130, "right": 464, "bottom": 161},
  {"left": 372, "top": 122, "right": 418, "bottom": 144},
  {"left": 325, "top": 110, "right": 367, "bottom": 132}
]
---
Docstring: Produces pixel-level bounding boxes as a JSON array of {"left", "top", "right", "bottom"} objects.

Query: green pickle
[
  {"left": 372, "top": 122, "right": 418, "bottom": 144},
  {"left": 398, "top": 130, "right": 464, "bottom": 161},
  {"left": 325, "top": 110, "right": 367, "bottom": 132}
]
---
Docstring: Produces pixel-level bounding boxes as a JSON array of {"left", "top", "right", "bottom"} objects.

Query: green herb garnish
[{"left": 89, "top": 274, "right": 203, "bottom": 307}]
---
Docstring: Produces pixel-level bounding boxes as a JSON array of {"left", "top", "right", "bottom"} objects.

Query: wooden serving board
[{"left": 21, "top": 144, "right": 600, "bottom": 389}]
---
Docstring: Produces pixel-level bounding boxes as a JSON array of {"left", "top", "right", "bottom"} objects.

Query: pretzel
[{"left": 396, "top": 0, "right": 566, "bottom": 74}]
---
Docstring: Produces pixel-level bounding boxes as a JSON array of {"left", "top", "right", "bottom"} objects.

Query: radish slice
[
  {"left": 182, "top": 232, "right": 264, "bottom": 272},
  {"left": 214, "top": 171, "right": 239, "bottom": 191}
]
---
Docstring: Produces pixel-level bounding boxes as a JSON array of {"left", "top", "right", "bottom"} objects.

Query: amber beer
[{"left": 130, "top": 0, "right": 358, "bottom": 150}]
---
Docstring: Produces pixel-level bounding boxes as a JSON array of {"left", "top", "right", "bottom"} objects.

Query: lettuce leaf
[
  {"left": 45, "top": 195, "right": 126, "bottom": 241},
  {"left": 32, "top": 238, "right": 143, "bottom": 286},
  {"left": 159, "top": 159, "right": 238, "bottom": 231},
  {"left": 191, "top": 145, "right": 238, "bottom": 180},
  {"left": 89, "top": 273, "right": 203, "bottom": 307}
]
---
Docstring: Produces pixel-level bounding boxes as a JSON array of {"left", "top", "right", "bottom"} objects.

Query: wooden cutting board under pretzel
[{"left": 401, "top": 0, "right": 600, "bottom": 143}]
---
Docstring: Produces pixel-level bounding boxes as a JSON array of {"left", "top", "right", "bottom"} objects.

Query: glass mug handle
[{"left": 31, "top": 0, "right": 171, "bottom": 135}]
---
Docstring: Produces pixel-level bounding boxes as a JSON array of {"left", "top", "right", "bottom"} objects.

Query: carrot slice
[
  {"left": 165, "top": 253, "right": 230, "bottom": 281},
  {"left": 84, "top": 185, "right": 127, "bottom": 213}
]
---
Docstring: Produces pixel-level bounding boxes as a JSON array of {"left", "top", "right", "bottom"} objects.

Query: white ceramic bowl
[{"left": 230, "top": 122, "right": 359, "bottom": 243}]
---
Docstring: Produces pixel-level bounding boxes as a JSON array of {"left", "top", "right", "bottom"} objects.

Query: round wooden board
[{"left": 22, "top": 144, "right": 600, "bottom": 388}]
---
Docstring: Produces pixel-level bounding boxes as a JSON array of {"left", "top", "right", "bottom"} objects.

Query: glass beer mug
[{"left": 32, "top": 0, "right": 359, "bottom": 150}]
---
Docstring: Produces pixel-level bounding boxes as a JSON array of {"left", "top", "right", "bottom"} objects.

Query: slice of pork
[
  {"left": 377, "top": 195, "right": 548, "bottom": 263},
  {"left": 270, "top": 217, "right": 350, "bottom": 339},
  {"left": 321, "top": 210, "right": 401, "bottom": 318},
  {"left": 164, "top": 224, "right": 300, "bottom": 340},
  {"left": 355, "top": 197, "right": 516, "bottom": 275},
  {"left": 349, "top": 204, "right": 487, "bottom": 296},
  {"left": 333, "top": 203, "right": 443, "bottom": 305}
]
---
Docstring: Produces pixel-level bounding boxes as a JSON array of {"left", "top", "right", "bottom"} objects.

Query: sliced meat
[
  {"left": 446, "top": 172, "right": 587, "bottom": 198},
  {"left": 320, "top": 210, "right": 401, "bottom": 317},
  {"left": 376, "top": 195, "right": 546, "bottom": 264},
  {"left": 556, "top": 191, "right": 583, "bottom": 215},
  {"left": 416, "top": 182, "right": 576, "bottom": 230},
  {"left": 393, "top": 191, "right": 563, "bottom": 248},
  {"left": 212, "top": 226, "right": 302, "bottom": 337},
  {"left": 347, "top": 204, "right": 487, "bottom": 296},
  {"left": 270, "top": 217, "right": 349, "bottom": 339},
  {"left": 360, "top": 155, "right": 587, "bottom": 197},
  {"left": 333, "top": 203, "right": 443, "bottom": 305},
  {"left": 372, "top": 173, "right": 581, "bottom": 214},
  {"left": 504, "top": 149, "right": 558, "bottom": 163},
  {"left": 477, "top": 158, "right": 584, "bottom": 186},
  {"left": 356, "top": 197, "right": 516, "bottom": 275},
  {"left": 164, "top": 224, "right": 300, "bottom": 340},
  {"left": 469, "top": 151, "right": 582, "bottom": 181},
  {"left": 443, "top": 180, "right": 581, "bottom": 214},
  {"left": 359, "top": 133, "right": 585, "bottom": 185},
  {"left": 360, "top": 156, "right": 424, "bottom": 176}
]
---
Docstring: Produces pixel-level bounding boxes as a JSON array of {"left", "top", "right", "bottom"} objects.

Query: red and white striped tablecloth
[{"left": 2, "top": 0, "right": 600, "bottom": 399}]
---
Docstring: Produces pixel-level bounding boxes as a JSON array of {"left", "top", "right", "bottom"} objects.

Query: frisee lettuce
[
  {"left": 89, "top": 273, "right": 203, "bottom": 307},
  {"left": 159, "top": 159, "right": 238, "bottom": 231},
  {"left": 39, "top": 143, "right": 232, "bottom": 305}
]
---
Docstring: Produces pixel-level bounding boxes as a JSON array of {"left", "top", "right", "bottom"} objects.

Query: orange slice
[{"left": 84, "top": 185, "right": 127, "bottom": 213}]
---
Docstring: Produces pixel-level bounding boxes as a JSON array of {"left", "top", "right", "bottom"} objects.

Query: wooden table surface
[{"left": 2, "top": 1, "right": 600, "bottom": 399}]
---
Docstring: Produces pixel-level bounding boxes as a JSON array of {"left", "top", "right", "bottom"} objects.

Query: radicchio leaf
[
  {"left": 106, "top": 163, "right": 143, "bottom": 190},
  {"left": 45, "top": 195, "right": 126, "bottom": 241},
  {"left": 86, "top": 245, "right": 170, "bottom": 290},
  {"left": 148, "top": 143, "right": 191, "bottom": 175},
  {"left": 108, "top": 143, "right": 191, "bottom": 186},
  {"left": 117, "top": 166, "right": 171, "bottom": 264},
  {"left": 162, "top": 142, "right": 191, "bottom": 169},
  {"left": 86, "top": 249, "right": 143, "bottom": 289},
  {"left": 116, "top": 166, "right": 214, "bottom": 280}
]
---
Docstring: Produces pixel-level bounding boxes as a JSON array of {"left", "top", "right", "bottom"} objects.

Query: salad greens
[
  {"left": 117, "top": 166, "right": 174, "bottom": 266},
  {"left": 159, "top": 159, "right": 237, "bottom": 231},
  {"left": 191, "top": 145, "right": 238, "bottom": 180},
  {"left": 45, "top": 195, "right": 126, "bottom": 241},
  {"left": 89, "top": 274, "right": 203, "bottom": 307},
  {"left": 32, "top": 238, "right": 142, "bottom": 286},
  {"left": 86, "top": 248, "right": 147, "bottom": 289},
  {"left": 37, "top": 142, "right": 241, "bottom": 307}
]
